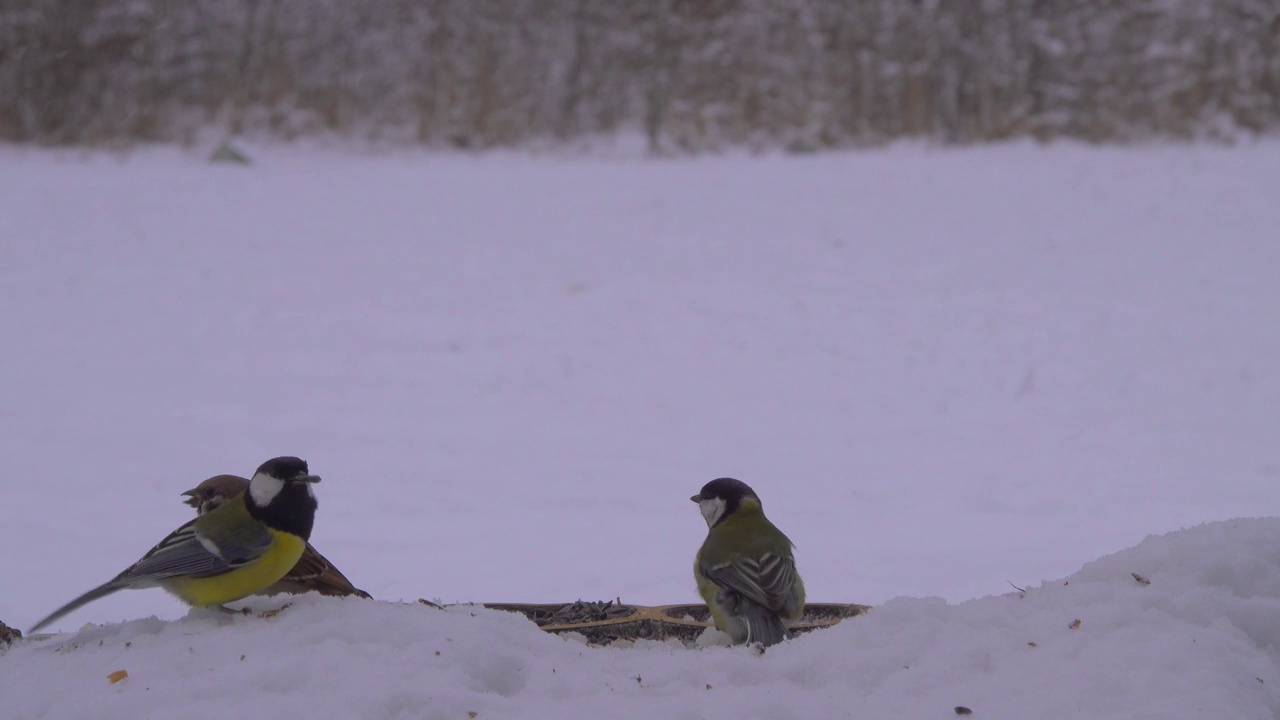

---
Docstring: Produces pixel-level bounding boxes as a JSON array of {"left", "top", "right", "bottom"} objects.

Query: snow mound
[{"left": 4, "top": 518, "right": 1280, "bottom": 719}]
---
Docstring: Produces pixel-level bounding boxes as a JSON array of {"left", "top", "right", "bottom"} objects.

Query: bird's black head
[
  {"left": 255, "top": 456, "right": 315, "bottom": 482},
  {"left": 692, "top": 477, "right": 758, "bottom": 504},
  {"left": 690, "top": 477, "right": 759, "bottom": 528},
  {"left": 245, "top": 456, "right": 321, "bottom": 540}
]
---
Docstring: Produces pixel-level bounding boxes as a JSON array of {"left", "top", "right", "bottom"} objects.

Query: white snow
[
  {"left": 1, "top": 141, "right": 1279, "bottom": 718},
  {"left": 6, "top": 520, "right": 1280, "bottom": 718}
]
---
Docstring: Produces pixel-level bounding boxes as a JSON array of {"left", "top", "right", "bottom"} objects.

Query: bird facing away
[
  {"left": 692, "top": 477, "right": 805, "bottom": 647},
  {"left": 31, "top": 456, "right": 322, "bottom": 633},
  {"left": 183, "top": 474, "right": 370, "bottom": 599}
]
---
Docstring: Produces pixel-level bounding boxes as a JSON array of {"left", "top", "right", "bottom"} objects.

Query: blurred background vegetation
[{"left": 1, "top": 0, "right": 1277, "bottom": 150}]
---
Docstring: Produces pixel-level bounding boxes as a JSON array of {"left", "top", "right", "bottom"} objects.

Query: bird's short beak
[
  {"left": 180, "top": 488, "right": 200, "bottom": 508},
  {"left": 690, "top": 494, "right": 702, "bottom": 503},
  {"left": 294, "top": 474, "right": 322, "bottom": 484}
]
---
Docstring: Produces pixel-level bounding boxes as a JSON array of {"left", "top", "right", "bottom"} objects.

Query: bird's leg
[
  {"left": 258, "top": 603, "right": 293, "bottom": 619},
  {"left": 185, "top": 605, "right": 244, "bottom": 625}
]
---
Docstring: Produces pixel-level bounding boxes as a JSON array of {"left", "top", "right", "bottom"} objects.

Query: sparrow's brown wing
[{"left": 265, "top": 543, "right": 372, "bottom": 599}]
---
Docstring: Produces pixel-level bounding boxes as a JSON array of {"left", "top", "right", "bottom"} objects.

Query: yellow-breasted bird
[
  {"left": 31, "top": 456, "right": 321, "bottom": 633},
  {"left": 182, "top": 474, "right": 369, "bottom": 599},
  {"left": 692, "top": 477, "right": 805, "bottom": 647}
]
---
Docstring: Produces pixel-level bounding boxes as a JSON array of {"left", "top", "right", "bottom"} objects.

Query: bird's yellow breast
[{"left": 164, "top": 530, "right": 307, "bottom": 607}]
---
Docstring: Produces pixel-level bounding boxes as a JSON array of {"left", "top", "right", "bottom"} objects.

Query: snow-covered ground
[
  {"left": 1, "top": 141, "right": 1278, "bottom": 718},
  {"left": 6, "top": 520, "right": 1280, "bottom": 719}
]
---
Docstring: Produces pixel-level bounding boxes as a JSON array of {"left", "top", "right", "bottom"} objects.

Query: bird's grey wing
[
  {"left": 30, "top": 520, "right": 272, "bottom": 633},
  {"left": 113, "top": 519, "right": 269, "bottom": 584},
  {"left": 701, "top": 551, "right": 798, "bottom": 612}
]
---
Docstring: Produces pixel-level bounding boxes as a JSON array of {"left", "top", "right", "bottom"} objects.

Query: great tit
[
  {"left": 182, "top": 474, "right": 370, "bottom": 599},
  {"left": 692, "top": 477, "right": 805, "bottom": 647},
  {"left": 31, "top": 456, "right": 321, "bottom": 633}
]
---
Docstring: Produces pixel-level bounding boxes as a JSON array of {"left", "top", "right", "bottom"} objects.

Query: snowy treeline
[{"left": 1, "top": 0, "right": 1277, "bottom": 149}]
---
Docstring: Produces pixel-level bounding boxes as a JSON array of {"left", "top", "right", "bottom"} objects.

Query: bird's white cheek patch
[
  {"left": 249, "top": 473, "right": 285, "bottom": 508},
  {"left": 700, "top": 498, "right": 726, "bottom": 528}
]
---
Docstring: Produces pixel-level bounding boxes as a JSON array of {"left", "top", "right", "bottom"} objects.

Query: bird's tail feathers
[
  {"left": 29, "top": 581, "right": 125, "bottom": 634},
  {"left": 743, "top": 603, "right": 790, "bottom": 647}
]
